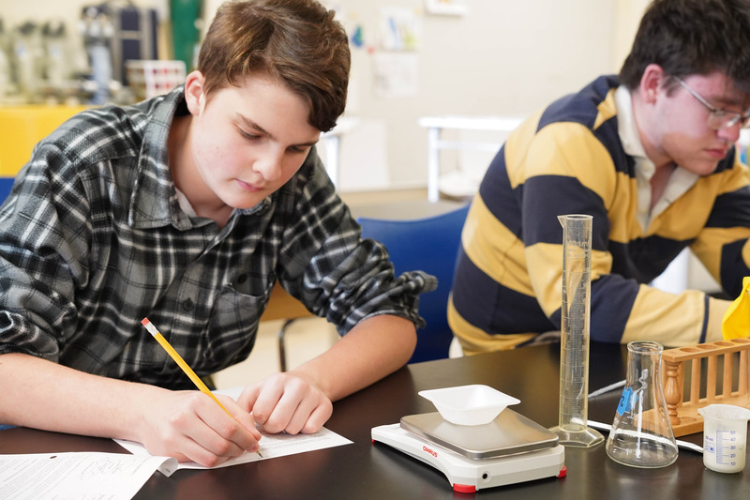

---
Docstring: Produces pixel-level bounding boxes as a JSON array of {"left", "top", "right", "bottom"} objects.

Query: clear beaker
[
  {"left": 549, "top": 214, "right": 604, "bottom": 448},
  {"left": 698, "top": 404, "right": 750, "bottom": 473},
  {"left": 606, "top": 341, "right": 678, "bottom": 468}
]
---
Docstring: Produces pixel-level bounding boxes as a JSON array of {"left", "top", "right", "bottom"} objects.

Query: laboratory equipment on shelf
[{"left": 79, "top": 5, "right": 114, "bottom": 104}]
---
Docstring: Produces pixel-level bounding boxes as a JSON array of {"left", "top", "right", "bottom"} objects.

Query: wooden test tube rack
[{"left": 661, "top": 338, "right": 750, "bottom": 437}]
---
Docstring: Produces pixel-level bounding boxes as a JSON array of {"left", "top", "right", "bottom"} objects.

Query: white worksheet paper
[
  {"left": 0, "top": 452, "right": 177, "bottom": 500},
  {"left": 115, "top": 386, "right": 352, "bottom": 470}
]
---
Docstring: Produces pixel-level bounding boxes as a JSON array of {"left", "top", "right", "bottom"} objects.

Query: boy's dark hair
[
  {"left": 619, "top": 0, "right": 750, "bottom": 93},
  {"left": 197, "top": 0, "right": 350, "bottom": 132}
]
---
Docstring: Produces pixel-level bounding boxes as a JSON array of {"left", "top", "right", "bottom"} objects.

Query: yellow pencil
[{"left": 141, "top": 317, "right": 262, "bottom": 458}]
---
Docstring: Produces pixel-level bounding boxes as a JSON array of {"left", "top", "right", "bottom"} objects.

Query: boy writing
[{"left": 0, "top": 0, "right": 434, "bottom": 466}]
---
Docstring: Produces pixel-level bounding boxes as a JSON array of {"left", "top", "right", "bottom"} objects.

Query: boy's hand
[
  {"left": 238, "top": 372, "right": 333, "bottom": 434},
  {"left": 137, "top": 390, "right": 262, "bottom": 467}
]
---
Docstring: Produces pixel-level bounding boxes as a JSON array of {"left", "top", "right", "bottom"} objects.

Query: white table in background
[
  {"left": 418, "top": 116, "right": 523, "bottom": 202},
  {"left": 321, "top": 117, "right": 360, "bottom": 189}
]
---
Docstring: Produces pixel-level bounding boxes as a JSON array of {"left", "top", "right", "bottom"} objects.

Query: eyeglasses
[{"left": 674, "top": 76, "right": 750, "bottom": 130}]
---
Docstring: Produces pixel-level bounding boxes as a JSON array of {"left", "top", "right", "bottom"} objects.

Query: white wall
[
  {"left": 334, "top": 0, "right": 618, "bottom": 189},
  {"left": 2, "top": 0, "right": 648, "bottom": 191},
  {"left": 612, "top": 0, "right": 650, "bottom": 69}
]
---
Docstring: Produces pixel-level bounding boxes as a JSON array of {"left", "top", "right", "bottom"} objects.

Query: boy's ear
[
  {"left": 184, "top": 71, "right": 207, "bottom": 116},
  {"left": 639, "top": 63, "right": 667, "bottom": 104}
]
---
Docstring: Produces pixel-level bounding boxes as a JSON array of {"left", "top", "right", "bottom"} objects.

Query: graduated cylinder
[{"left": 549, "top": 214, "right": 604, "bottom": 448}]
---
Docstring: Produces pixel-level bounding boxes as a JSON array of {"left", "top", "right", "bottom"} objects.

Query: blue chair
[
  {"left": 358, "top": 203, "right": 470, "bottom": 363},
  {"left": 0, "top": 179, "right": 13, "bottom": 204}
]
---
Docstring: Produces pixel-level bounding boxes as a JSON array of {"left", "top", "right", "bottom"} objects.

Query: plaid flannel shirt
[{"left": 0, "top": 87, "right": 435, "bottom": 389}]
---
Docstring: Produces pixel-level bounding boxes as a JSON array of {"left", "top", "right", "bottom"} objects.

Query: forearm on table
[
  {"left": 618, "top": 286, "right": 728, "bottom": 346},
  {"left": 291, "top": 315, "right": 417, "bottom": 402},
  {"left": 0, "top": 352, "right": 164, "bottom": 441}
]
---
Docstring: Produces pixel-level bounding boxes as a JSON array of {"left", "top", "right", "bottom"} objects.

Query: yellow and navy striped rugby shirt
[{"left": 449, "top": 75, "right": 750, "bottom": 353}]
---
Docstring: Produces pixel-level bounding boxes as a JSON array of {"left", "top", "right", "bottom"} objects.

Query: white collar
[
  {"left": 615, "top": 86, "right": 653, "bottom": 178},
  {"left": 175, "top": 187, "right": 197, "bottom": 217}
]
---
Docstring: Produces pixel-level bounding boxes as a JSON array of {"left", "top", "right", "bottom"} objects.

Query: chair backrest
[{"left": 357, "top": 203, "right": 470, "bottom": 363}]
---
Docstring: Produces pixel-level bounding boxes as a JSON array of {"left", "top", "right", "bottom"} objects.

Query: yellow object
[
  {"left": 141, "top": 318, "right": 233, "bottom": 415},
  {"left": 0, "top": 105, "right": 88, "bottom": 176},
  {"left": 141, "top": 317, "right": 263, "bottom": 457},
  {"left": 721, "top": 276, "right": 750, "bottom": 340}
]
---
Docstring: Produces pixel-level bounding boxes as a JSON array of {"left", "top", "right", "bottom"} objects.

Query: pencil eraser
[{"left": 141, "top": 318, "right": 150, "bottom": 326}]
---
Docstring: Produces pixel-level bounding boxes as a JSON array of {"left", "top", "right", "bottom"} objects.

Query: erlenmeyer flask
[{"left": 606, "top": 341, "right": 678, "bottom": 468}]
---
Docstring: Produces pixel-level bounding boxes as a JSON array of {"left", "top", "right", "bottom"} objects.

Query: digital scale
[{"left": 371, "top": 409, "right": 566, "bottom": 493}]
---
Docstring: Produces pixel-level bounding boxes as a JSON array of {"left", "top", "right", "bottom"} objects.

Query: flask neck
[{"left": 625, "top": 341, "right": 664, "bottom": 387}]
